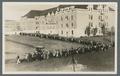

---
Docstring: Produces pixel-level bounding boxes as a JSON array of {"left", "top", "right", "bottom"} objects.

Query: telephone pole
[{"left": 72, "top": 54, "right": 76, "bottom": 72}]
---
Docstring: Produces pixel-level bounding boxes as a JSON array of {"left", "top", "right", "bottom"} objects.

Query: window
[
  {"left": 36, "top": 22, "right": 39, "bottom": 24},
  {"left": 35, "top": 18, "right": 38, "bottom": 20},
  {"left": 91, "top": 15, "right": 93, "bottom": 20},
  {"left": 61, "top": 30, "right": 63, "bottom": 34},
  {"left": 61, "top": 24, "right": 63, "bottom": 28},
  {"left": 89, "top": 22, "right": 92, "bottom": 26},
  {"left": 88, "top": 8, "right": 90, "bottom": 11},
  {"left": 66, "top": 32, "right": 68, "bottom": 35},
  {"left": 66, "top": 16, "right": 68, "bottom": 20},
  {"left": 89, "top": 22, "right": 90, "bottom": 26},
  {"left": 89, "top": 22, "right": 93, "bottom": 27},
  {"left": 99, "top": 15, "right": 103, "bottom": 21},
  {"left": 89, "top": 15, "right": 93, "bottom": 20},
  {"left": 106, "top": 22, "right": 108, "bottom": 26},
  {"left": 89, "top": 15, "right": 91, "bottom": 19},
  {"left": 98, "top": 16, "right": 101, "bottom": 20},
  {"left": 61, "top": 17, "right": 63, "bottom": 21},
  {"left": 99, "top": 22, "right": 101, "bottom": 27},
  {"left": 71, "top": 30, "right": 74, "bottom": 35},
  {"left": 101, "top": 13, "right": 104, "bottom": 15},
  {"left": 91, "top": 22, "right": 93, "bottom": 27},
  {"left": 71, "top": 15, "right": 73, "bottom": 20},
  {"left": 66, "top": 23, "right": 69, "bottom": 28},
  {"left": 71, "top": 23, "right": 74, "bottom": 27},
  {"left": 36, "top": 26, "right": 38, "bottom": 29}
]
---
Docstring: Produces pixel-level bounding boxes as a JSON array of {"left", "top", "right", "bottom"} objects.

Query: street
[{"left": 4, "top": 35, "right": 115, "bottom": 72}]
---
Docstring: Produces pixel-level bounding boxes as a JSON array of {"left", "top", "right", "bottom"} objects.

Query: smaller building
[{"left": 5, "top": 20, "right": 21, "bottom": 35}]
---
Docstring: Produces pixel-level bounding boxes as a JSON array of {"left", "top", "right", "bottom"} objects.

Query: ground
[{"left": 4, "top": 35, "right": 115, "bottom": 72}]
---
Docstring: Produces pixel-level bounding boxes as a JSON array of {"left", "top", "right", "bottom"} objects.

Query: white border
[{"left": 2, "top": 2, "right": 118, "bottom": 74}]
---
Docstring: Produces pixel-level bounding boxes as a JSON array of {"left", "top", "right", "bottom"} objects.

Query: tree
[
  {"left": 92, "top": 27, "right": 98, "bottom": 36},
  {"left": 111, "top": 26, "right": 115, "bottom": 35},
  {"left": 85, "top": 25, "right": 91, "bottom": 36},
  {"left": 101, "top": 24, "right": 106, "bottom": 36}
]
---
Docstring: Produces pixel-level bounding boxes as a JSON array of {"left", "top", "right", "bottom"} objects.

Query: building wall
[
  {"left": 76, "top": 9, "right": 89, "bottom": 37},
  {"left": 11, "top": 5, "right": 115, "bottom": 37},
  {"left": 57, "top": 6, "right": 77, "bottom": 37},
  {"left": 20, "top": 17, "right": 36, "bottom": 33},
  {"left": 5, "top": 20, "right": 20, "bottom": 35},
  {"left": 34, "top": 13, "right": 57, "bottom": 34},
  {"left": 106, "top": 11, "right": 115, "bottom": 32}
]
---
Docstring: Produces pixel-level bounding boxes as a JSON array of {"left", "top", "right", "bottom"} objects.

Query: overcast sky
[
  {"left": 3, "top": 2, "right": 117, "bottom": 20},
  {"left": 3, "top": 2, "right": 59, "bottom": 20}
]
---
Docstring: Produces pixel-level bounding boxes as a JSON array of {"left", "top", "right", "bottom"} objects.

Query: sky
[
  {"left": 3, "top": 2, "right": 117, "bottom": 20},
  {"left": 3, "top": 2, "right": 59, "bottom": 20}
]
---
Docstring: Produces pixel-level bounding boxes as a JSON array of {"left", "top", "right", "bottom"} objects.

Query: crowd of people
[{"left": 16, "top": 39, "right": 114, "bottom": 64}]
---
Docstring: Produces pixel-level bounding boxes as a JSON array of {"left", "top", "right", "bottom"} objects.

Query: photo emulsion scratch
[{"left": 2, "top": 2, "right": 117, "bottom": 74}]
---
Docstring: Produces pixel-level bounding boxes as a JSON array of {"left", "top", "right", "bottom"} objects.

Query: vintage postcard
[{"left": 2, "top": 2, "right": 117, "bottom": 74}]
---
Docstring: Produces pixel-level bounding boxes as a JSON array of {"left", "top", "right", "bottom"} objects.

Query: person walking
[{"left": 16, "top": 55, "right": 21, "bottom": 64}]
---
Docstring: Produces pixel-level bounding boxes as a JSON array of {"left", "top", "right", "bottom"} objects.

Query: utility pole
[{"left": 72, "top": 54, "right": 76, "bottom": 72}]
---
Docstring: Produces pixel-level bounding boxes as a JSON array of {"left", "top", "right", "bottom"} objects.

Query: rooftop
[
  {"left": 23, "top": 5, "right": 114, "bottom": 18},
  {"left": 22, "top": 5, "right": 88, "bottom": 18}
]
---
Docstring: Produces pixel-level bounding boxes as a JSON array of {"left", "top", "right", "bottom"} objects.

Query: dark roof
[
  {"left": 58, "top": 5, "right": 88, "bottom": 9},
  {"left": 22, "top": 10, "right": 42, "bottom": 18},
  {"left": 23, "top": 9, "right": 55, "bottom": 18},
  {"left": 23, "top": 5, "right": 115, "bottom": 18},
  {"left": 23, "top": 5, "right": 88, "bottom": 18},
  {"left": 22, "top": 7, "right": 58, "bottom": 18}
]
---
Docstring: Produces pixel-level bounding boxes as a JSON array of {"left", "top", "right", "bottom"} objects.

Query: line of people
[
  {"left": 19, "top": 33, "right": 114, "bottom": 47},
  {"left": 17, "top": 41, "right": 113, "bottom": 64}
]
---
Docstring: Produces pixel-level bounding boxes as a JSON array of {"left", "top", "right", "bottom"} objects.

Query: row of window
[
  {"left": 61, "top": 15, "right": 74, "bottom": 21},
  {"left": 89, "top": 22, "right": 108, "bottom": 27},
  {"left": 88, "top": 8, "right": 93, "bottom": 11},
  {"left": 61, "top": 23, "right": 74, "bottom": 28},
  {"left": 61, "top": 30, "right": 74, "bottom": 35},
  {"left": 99, "top": 22, "right": 108, "bottom": 27},
  {"left": 89, "top": 15, "right": 108, "bottom": 21},
  {"left": 99, "top": 15, "right": 108, "bottom": 21},
  {"left": 89, "top": 22, "right": 93, "bottom": 27},
  {"left": 98, "top": 16, "right": 104, "bottom": 21},
  {"left": 36, "top": 21, "right": 56, "bottom": 25},
  {"left": 89, "top": 15, "right": 93, "bottom": 20},
  {"left": 35, "top": 26, "right": 55, "bottom": 29}
]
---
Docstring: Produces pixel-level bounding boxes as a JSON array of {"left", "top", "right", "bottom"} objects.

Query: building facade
[
  {"left": 5, "top": 20, "right": 21, "bottom": 35},
  {"left": 8, "top": 4, "right": 115, "bottom": 37}
]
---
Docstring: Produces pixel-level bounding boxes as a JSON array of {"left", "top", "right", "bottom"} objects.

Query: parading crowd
[
  {"left": 17, "top": 40, "right": 114, "bottom": 63},
  {"left": 16, "top": 33, "right": 114, "bottom": 64},
  {"left": 19, "top": 33, "right": 114, "bottom": 45}
]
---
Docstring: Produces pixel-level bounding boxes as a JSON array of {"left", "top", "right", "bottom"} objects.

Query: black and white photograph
[{"left": 2, "top": 2, "right": 117, "bottom": 74}]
